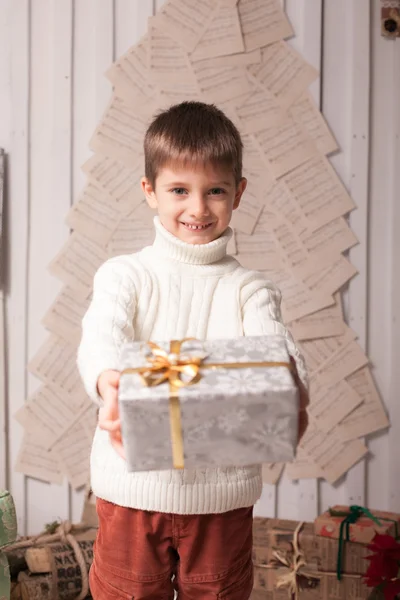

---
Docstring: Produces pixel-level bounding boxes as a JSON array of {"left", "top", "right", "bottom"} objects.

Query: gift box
[
  {"left": 0, "top": 490, "right": 18, "bottom": 600},
  {"left": 315, "top": 505, "right": 400, "bottom": 545},
  {"left": 5, "top": 521, "right": 96, "bottom": 600},
  {"left": 119, "top": 335, "right": 299, "bottom": 471},
  {"left": 252, "top": 518, "right": 371, "bottom": 599},
  {"left": 254, "top": 568, "right": 371, "bottom": 600}
]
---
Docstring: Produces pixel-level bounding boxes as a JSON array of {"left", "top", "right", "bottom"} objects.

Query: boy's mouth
[{"left": 181, "top": 222, "right": 213, "bottom": 231}]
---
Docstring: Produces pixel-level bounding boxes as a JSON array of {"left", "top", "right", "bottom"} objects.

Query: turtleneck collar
[{"left": 151, "top": 217, "right": 232, "bottom": 265}]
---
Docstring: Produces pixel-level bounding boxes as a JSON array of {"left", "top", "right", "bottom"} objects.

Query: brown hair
[{"left": 144, "top": 101, "right": 243, "bottom": 186}]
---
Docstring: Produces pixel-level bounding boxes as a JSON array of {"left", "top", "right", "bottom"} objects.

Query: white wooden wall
[{"left": 0, "top": 0, "right": 399, "bottom": 535}]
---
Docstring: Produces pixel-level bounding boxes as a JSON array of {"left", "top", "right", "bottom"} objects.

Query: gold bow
[
  {"left": 133, "top": 340, "right": 202, "bottom": 388},
  {"left": 122, "top": 339, "right": 294, "bottom": 470}
]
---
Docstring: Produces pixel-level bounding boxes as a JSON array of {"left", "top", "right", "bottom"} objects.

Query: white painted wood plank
[
  {"left": 293, "top": 0, "right": 322, "bottom": 521},
  {"left": 366, "top": 0, "right": 393, "bottom": 512},
  {"left": 286, "top": 0, "right": 321, "bottom": 104},
  {"left": 0, "top": 1, "right": 11, "bottom": 492},
  {"left": 6, "top": 0, "right": 30, "bottom": 534},
  {"left": 115, "top": 0, "right": 137, "bottom": 56},
  {"left": 138, "top": 0, "right": 156, "bottom": 24},
  {"left": 115, "top": 0, "right": 153, "bottom": 58},
  {"left": 0, "top": 2, "right": 11, "bottom": 150},
  {"left": 0, "top": 149, "right": 5, "bottom": 491},
  {"left": 255, "top": 0, "right": 303, "bottom": 519},
  {"left": 386, "top": 34, "right": 400, "bottom": 513},
  {"left": 26, "top": 0, "right": 56, "bottom": 533},
  {"left": 344, "top": 0, "right": 371, "bottom": 507},
  {"left": 318, "top": 0, "right": 353, "bottom": 513},
  {"left": 347, "top": 0, "right": 371, "bottom": 352},
  {"left": 69, "top": 0, "right": 98, "bottom": 523},
  {"left": 72, "top": 0, "right": 96, "bottom": 206},
  {"left": 26, "top": 0, "right": 73, "bottom": 534},
  {"left": 322, "top": 0, "right": 352, "bottom": 186},
  {"left": 276, "top": 0, "right": 322, "bottom": 522},
  {"left": 48, "top": 0, "right": 75, "bottom": 527},
  {"left": 0, "top": 291, "right": 6, "bottom": 491},
  {"left": 254, "top": 485, "right": 277, "bottom": 518},
  {"left": 277, "top": 479, "right": 301, "bottom": 520},
  {"left": 94, "top": 0, "right": 115, "bottom": 122}
]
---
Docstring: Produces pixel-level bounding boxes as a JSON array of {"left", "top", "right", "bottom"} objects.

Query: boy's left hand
[{"left": 98, "top": 370, "right": 126, "bottom": 459}]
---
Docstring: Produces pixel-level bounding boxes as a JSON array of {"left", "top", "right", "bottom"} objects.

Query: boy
[{"left": 77, "top": 101, "right": 308, "bottom": 600}]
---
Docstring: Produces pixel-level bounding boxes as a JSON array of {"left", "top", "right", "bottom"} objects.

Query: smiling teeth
[{"left": 184, "top": 223, "right": 211, "bottom": 230}]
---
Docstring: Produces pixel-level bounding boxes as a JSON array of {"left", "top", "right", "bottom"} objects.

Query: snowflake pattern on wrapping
[{"left": 119, "top": 335, "right": 299, "bottom": 471}]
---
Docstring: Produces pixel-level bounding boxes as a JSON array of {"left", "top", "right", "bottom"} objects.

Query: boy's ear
[
  {"left": 233, "top": 177, "right": 247, "bottom": 210},
  {"left": 141, "top": 177, "right": 158, "bottom": 209}
]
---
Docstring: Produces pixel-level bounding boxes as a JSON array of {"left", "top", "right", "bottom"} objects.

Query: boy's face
[{"left": 142, "top": 163, "right": 247, "bottom": 245}]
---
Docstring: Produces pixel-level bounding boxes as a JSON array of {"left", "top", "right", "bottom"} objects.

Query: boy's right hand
[{"left": 97, "top": 370, "right": 125, "bottom": 459}]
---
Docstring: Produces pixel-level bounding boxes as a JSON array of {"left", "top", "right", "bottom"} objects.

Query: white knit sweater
[{"left": 77, "top": 217, "right": 307, "bottom": 515}]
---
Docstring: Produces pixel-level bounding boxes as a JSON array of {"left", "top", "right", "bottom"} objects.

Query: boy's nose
[{"left": 189, "top": 195, "right": 210, "bottom": 218}]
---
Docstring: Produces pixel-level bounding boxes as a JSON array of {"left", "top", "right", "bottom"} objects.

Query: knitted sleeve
[
  {"left": 77, "top": 257, "right": 137, "bottom": 405},
  {"left": 241, "top": 278, "right": 308, "bottom": 393}
]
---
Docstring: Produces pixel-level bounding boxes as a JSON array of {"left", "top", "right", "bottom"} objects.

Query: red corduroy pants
[{"left": 89, "top": 498, "right": 254, "bottom": 599}]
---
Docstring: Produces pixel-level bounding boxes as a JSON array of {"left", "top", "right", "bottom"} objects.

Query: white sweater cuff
[{"left": 77, "top": 354, "right": 120, "bottom": 406}]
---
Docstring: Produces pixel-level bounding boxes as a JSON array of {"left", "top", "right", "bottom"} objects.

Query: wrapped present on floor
[
  {"left": 315, "top": 505, "right": 400, "bottom": 545},
  {"left": 16, "top": 569, "right": 93, "bottom": 600},
  {"left": 314, "top": 504, "right": 400, "bottom": 593},
  {"left": 16, "top": 571, "right": 85, "bottom": 600},
  {"left": 119, "top": 335, "right": 299, "bottom": 472},
  {"left": 0, "top": 490, "right": 18, "bottom": 600},
  {"left": 252, "top": 517, "right": 371, "bottom": 599},
  {"left": 4, "top": 521, "right": 96, "bottom": 600}
]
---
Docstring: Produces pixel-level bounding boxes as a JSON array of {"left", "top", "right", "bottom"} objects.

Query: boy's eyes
[{"left": 170, "top": 188, "right": 226, "bottom": 196}]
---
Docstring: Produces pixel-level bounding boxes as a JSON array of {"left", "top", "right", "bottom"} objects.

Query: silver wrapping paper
[{"left": 119, "top": 335, "right": 299, "bottom": 471}]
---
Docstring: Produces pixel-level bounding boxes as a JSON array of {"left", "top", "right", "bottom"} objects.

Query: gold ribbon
[
  {"left": 122, "top": 339, "right": 293, "bottom": 470},
  {"left": 255, "top": 521, "right": 362, "bottom": 600}
]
